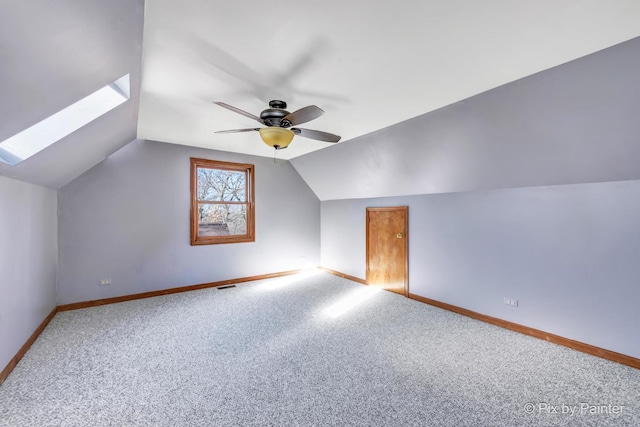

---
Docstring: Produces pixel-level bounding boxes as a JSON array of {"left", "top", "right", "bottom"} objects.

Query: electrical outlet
[
  {"left": 504, "top": 297, "right": 518, "bottom": 307},
  {"left": 99, "top": 279, "right": 111, "bottom": 286}
]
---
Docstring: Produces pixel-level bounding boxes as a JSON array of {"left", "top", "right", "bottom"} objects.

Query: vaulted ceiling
[
  {"left": 0, "top": 0, "right": 144, "bottom": 188},
  {"left": 137, "top": 0, "right": 640, "bottom": 159},
  {"left": 1, "top": 0, "right": 640, "bottom": 188}
]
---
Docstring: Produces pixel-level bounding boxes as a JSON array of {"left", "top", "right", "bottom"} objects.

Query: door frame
[{"left": 366, "top": 206, "right": 409, "bottom": 296}]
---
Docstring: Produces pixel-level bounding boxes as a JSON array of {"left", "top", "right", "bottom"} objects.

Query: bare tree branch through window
[{"left": 190, "top": 158, "right": 255, "bottom": 245}]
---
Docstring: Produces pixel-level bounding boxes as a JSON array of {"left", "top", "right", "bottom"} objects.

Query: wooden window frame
[{"left": 190, "top": 158, "right": 255, "bottom": 245}]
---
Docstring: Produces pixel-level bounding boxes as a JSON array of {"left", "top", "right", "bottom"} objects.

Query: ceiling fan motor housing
[
  {"left": 268, "top": 100, "right": 287, "bottom": 109},
  {"left": 261, "top": 100, "right": 291, "bottom": 127}
]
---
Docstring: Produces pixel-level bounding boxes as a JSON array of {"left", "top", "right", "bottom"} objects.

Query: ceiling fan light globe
[{"left": 259, "top": 127, "right": 294, "bottom": 149}]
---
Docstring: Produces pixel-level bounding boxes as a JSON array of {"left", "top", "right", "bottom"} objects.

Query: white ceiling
[
  {"left": 138, "top": 0, "right": 640, "bottom": 160},
  {"left": 2, "top": 0, "right": 640, "bottom": 189}
]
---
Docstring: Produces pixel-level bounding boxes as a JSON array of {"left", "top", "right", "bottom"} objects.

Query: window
[
  {"left": 190, "top": 158, "right": 255, "bottom": 245},
  {"left": 0, "top": 74, "right": 130, "bottom": 165}
]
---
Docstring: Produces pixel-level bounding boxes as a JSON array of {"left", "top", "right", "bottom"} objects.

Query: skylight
[{"left": 0, "top": 74, "right": 130, "bottom": 166}]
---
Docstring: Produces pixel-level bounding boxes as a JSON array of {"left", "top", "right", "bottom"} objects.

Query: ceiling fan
[{"left": 214, "top": 100, "right": 341, "bottom": 150}]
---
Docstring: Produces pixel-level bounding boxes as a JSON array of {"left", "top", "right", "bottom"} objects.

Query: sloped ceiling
[
  {"left": 2, "top": 1, "right": 640, "bottom": 189},
  {"left": 291, "top": 37, "right": 640, "bottom": 200},
  {"left": 138, "top": 0, "right": 640, "bottom": 160},
  {"left": 0, "top": 0, "right": 144, "bottom": 189}
]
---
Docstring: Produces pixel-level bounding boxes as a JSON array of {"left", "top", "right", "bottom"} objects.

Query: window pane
[
  {"left": 190, "top": 158, "right": 254, "bottom": 245},
  {"left": 197, "top": 204, "right": 247, "bottom": 236},
  {"left": 197, "top": 168, "right": 246, "bottom": 202},
  {"left": 0, "top": 74, "right": 130, "bottom": 165}
]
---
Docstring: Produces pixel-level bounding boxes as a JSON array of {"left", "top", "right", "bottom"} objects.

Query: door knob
[{"left": 396, "top": 233, "right": 403, "bottom": 238}]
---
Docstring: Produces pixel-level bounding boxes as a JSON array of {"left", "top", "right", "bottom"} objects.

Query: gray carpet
[{"left": 1, "top": 271, "right": 638, "bottom": 426}]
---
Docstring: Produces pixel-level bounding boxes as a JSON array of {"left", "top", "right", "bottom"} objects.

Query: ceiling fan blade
[
  {"left": 215, "top": 128, "right": 260, "bottom": 134},
  {"left": 291, "top": 128, "right": 341, "bottom": 143},
  {"left": 214, "top": 102, "right": 265, "bottom": 124},
  {"left": 283, "top": 105, "right": 324, "bottom": 126}
]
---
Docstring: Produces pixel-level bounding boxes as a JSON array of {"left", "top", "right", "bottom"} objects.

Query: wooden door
[{"left": 366, "top": 207, "right": 408, "bottom": 296}]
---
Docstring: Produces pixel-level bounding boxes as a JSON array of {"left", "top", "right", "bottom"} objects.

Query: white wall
[
  {"left": 57, "top": 140, "right": 320, "bottom": 305},
  {"left": 0, "top": 175, "right": 57, "bottom": 371}
]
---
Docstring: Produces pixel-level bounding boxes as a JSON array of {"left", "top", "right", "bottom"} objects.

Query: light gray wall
[
  {"left": 311, "top": 37, "right": 640, "bottom": 360},
  {"left": 291, "top": 36, "right": 640, "bottom": 201},
  {"left": 321, "top": 180, "right": 640, "bottom": 359},
  {"left": 57, "top": 140, "right": 320, "bottom": 305},
  {"left": 0, "top": 176, "right": 57, "bottom": 371}
]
